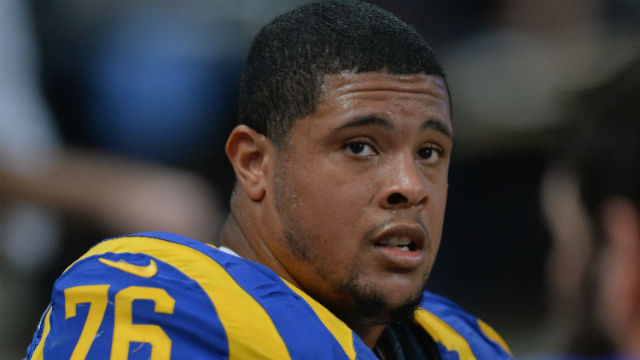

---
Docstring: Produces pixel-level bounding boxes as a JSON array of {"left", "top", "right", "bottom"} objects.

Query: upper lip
[{"left": 370, "top": 223, "right": 427, "bottom": 251}]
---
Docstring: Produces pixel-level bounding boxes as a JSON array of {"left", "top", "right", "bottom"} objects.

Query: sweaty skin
[{"left": 222, "top": 71, "right": 452, "bottom": 347}]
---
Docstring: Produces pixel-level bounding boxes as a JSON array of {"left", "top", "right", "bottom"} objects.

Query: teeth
[
  {"left": 378, "top": 236, "right": 412, "bottom": 250},
  {"left": 388, "top": 236, "right": 411, "bottom": 246}
]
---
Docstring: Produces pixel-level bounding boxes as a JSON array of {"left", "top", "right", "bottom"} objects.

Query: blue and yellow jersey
[{"left": 27, "top": 232, "right": 512, "bottom": 359}]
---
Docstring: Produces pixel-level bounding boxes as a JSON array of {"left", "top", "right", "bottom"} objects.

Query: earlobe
[{"left": 225, "top": 125, "right": 273, "bottom": 201}]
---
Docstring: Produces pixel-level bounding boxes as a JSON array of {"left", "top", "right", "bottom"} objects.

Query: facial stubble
[{"left": 274, "top": 167, "right": 428, "bottom": 327}]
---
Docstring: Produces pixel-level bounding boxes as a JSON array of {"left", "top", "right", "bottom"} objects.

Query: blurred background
[{"left": 1, "top": 0, "right": 639, "bottom": 358}]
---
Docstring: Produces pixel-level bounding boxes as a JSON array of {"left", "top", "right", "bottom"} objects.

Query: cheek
[
  {"left": 423, "top": 183, "right": 448, "bottom": 257},
  {"left": 427, "top": 184, "right": 448, "bottom": 226},
  {"left": 295, "top": 160, "right": 372, "bottom": 213},
  {"left": 285, "top": 168, "right": 370, "bottom": 240},
  {"left": 304, "top": 183, "right": 371, "bottom": 237}
]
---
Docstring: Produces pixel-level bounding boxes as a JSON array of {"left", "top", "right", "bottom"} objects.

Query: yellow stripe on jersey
[
  {"left": 413, "top": 308, "right": 476, "bottom": 360},
  {"left": 30, "top": 306, "right": 53, "bottom": 360},
  {"left": 478, "top": 319, "right": 512, "bottom": 355},
  {"left": 282, "top": 279, "right": 357, "bottom": 360},
  {"left": 62, "top": 236, "right": 291, "bottom": 360}
]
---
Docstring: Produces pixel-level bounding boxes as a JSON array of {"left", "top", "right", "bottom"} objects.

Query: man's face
[{"left": 267, "top": 71, "right": 452, "bottom": 326}]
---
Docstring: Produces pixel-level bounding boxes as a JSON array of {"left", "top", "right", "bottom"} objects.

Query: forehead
[
  {"left": 321, "top": 71, "right": 449, "bottom": 99},
  {"left": 317, "top": 71, "right": 450, "bottom": 120}
]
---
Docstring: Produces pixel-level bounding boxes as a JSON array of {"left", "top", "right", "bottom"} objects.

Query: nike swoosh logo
[{"left": 98, "top": 257, "right": 158, "bottom": 278}]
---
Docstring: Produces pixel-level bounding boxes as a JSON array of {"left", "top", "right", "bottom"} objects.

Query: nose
[{"left": 379, "top": 153, "right": 428, "bottom": 210}]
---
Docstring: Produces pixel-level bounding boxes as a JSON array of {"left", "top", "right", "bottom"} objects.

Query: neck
[
  {"left": 220, "top": 212, "right": 299, "bottom": 287},
  {"left": 219, "top": 215, "right": 254, "bottom": 259},
  {"left": 353, "top": 324, "right": 387, "bottom": 349}
]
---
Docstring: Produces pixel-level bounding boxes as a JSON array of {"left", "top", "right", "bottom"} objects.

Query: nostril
[{"left": 387, "top": 192, "right": 408, "bottom": 205}]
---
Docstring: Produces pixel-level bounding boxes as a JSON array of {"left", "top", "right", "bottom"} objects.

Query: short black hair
[
  {"left": 570, "top": 55, "right": 640, "bottom": 219},
  {"left": 238, "top": 0, "right": 446, "bottom": 145}
]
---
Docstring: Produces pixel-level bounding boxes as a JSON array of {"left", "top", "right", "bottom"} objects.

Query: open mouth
[
  {"left": 371, "top": 224, "right": 426, "bottom": 269},
  {"left": 375, "top": 236, "right": 417, "bottom": 252}
]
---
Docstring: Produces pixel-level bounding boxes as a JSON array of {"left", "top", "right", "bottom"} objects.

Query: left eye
[
  {"left": 418, "top": 147, "right": 440, "bottom": 162},
  {"left": 346, "top": 142, "right": 376, "bottom": 156}
]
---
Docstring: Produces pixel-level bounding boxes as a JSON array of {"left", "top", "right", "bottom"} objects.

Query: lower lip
[{"left": 373, "top": 245, "right": 424, "bottom": 269}]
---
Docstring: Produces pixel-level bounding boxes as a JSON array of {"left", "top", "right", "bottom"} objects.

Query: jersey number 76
[{"left": 64, "top": 285, "right": 175, "bottom": 360}]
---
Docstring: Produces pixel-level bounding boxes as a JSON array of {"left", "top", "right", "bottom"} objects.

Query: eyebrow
[
  {"left": 334, "top": 116, "right": 453, "bottom": 139},
  {"left": 334, "top": 116, "right": 393, "bottom": 132},
  {"left": 422, "top": 118, "right": 453, "bottom": 139}
]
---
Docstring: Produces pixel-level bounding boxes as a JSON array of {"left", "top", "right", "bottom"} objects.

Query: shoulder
[
  {"left": 413, "top": 291, "right": 513, "bottom": 360},
  {"left": 27, "top": 232, "right": 373, "bottom": 360},
  {"left": 27, "top": 232, "right": 240, "bottom": 359}
]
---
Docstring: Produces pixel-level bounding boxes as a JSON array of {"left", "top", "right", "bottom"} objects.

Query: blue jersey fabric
[{"left": 27, "top": 232, "right": 513, "bottom": 359}]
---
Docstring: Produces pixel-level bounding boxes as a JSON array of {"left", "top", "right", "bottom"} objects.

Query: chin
[{"left": 331, "top": 281, "right": 425, "bottom": 327}]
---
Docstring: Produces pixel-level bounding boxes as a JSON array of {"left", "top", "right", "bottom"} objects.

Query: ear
[
  {"left": 600, "top": 198, "right": 640, "bottom": 317},
  {"left": 225, "top": 125, "right": 274, "bottom": 201}
]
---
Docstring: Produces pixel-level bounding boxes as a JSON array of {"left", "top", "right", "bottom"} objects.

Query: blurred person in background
[
  {"left": 0, "top": 1, "right": 64, "bottom": 355},
  {"left": 541, "top": 158, "right": 613, "bottom": 356},
  {"left": 541, "top": 55, "right": 640, "bottom": 358},
  {"left": 1, "top": 1, "right": 223, "bottom": 358}
]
